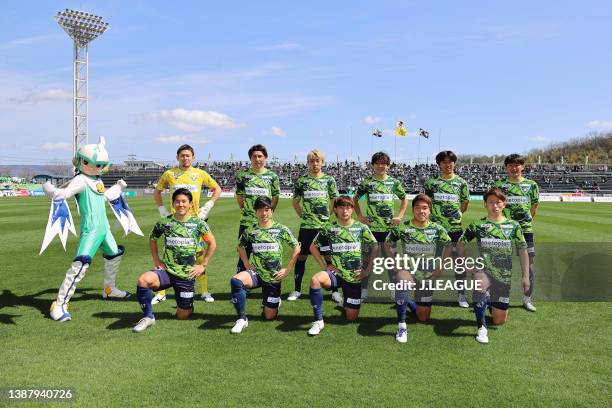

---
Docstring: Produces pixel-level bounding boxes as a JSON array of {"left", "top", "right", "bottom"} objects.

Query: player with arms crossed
[
  {"left": 153, "top": 144, "right": 221, "bottom": 304},
  {"left": 493, "top": 154, "right": 539, "bottom": 312},
  {"left": 353, "top": 151, "right": 408, "bottom": 300},
  {"left": 456, "top": 188, "right": 530, "bottom": 344},
  {"left": 229, "top": 196, "right": 300, "bottom": 334},
  {"left": 424, "top": 150, "right": 470, "bottom": 308},
  {"left": 133, "top": 188, "right": 217, "bottom": 332},
  {"left": 235, "top": 144, "right": 280, "bottom": 272},
  {"left": 289, "top": 149, "right": 339, "bottom": 302},
  {"left": 307, "top": 196, "right": 378, "bottom": 336},
  {"left": 385, "top": 194, "right": 452, "bottom": 343}
]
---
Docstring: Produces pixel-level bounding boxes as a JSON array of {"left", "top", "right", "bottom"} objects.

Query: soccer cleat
[
  {"left": 50, "top": 301, "right": 71, "bottom": 322},
  {"left": 151, "top": 293, "right": 167, "bottom": 305},
  {"left": 523, "top": 296, "right": 537, "bottom": 312},
  {"left": 331, "top": 291, "right": 343, "bottom": 305},
  {"left": 133, "top": 317, "right": 156, "bottom": 333},
  {"left": 308, "top": 320, "right": 325, "bottom": 336},
  {"left": 395, "top": 323, "right": 408, "bottom": 343},
  {"left": 360, "top": 288, "right": 368, "bottom": 302},
  {"left": 457, "top": 293, "right": 469, "bottom": 308},
  {"left": 475, "top": 326, "right": 489, "bottom": 344},
  {"left": 201, "top": 292, "right": 215, "bottom": 303},
  {"left": 287, "top": 291, "right": 301, "bottom": 301},
  {"left": 231, "top": 318, "right": 248, "bottom": 334},
  {"left": 102, "top": 287, "right": 131, "bottom": 299}
]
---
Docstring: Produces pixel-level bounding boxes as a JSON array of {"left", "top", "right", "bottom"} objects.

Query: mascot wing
[
  {"left": 106, "top": 183, "right": 143, "bottom": 237},
  {"left": 40, "top": 199, "right": 77, "bottom": 254}
]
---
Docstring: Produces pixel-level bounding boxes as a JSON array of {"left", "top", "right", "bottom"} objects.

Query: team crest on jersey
[
  {"left": 500, "top": 224, "right": 514, "bottom": 238},
  {"left": 519, "top": 184, "right": 531, "bottom": 193},
  {"left": 425, "top": 229, "right": 437, "bottom": 239},
  {"left": 190, "top": 174, "right": 198, "bottom": 182}
]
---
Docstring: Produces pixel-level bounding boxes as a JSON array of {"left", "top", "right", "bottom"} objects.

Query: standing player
[
  {"left": 457, "top": 188, "right": 530, "bottom": 344},
  {"left": 235, "top": 144, "right": 280, "bottom": 272},
  {"left": 424, "top": 151, "right": 470, "bottom": 308},
  {"left": 307, "top": 196, "right": 378, "bottom": 336},
  {"left": 289, "top": 149, "right": 339, "bottom": 302},
  {"left": 385, "top": 194, "right": 452, "bottom": 343},
  {"left": 493, "top": 154, "right": 539, "bottom": 312},
  {"left": 133, "top": 188, "right": 217, "bottom": 332},
  {"left": 229, "top": 196, "right": 300, "bottom": 334},
  {"left": 153, "top": 144, "right": 221, "bottom": 304},
  {"left": 353, "top": 152, "right": 408, "bottom": 300}
]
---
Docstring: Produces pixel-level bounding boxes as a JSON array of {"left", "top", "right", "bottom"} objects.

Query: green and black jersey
[
  {"left": 355, "top": 176, "right": 406, "bottom": 233},
  {"left": 293, "top": 174, "right": 338, "bottom": 229},
  {"left": 235, "top": 169, "right": 280, "bottom": 227},
  {"left": 150, "top": 215, "right": 212, "bottom": 279},
  {"left": 238, "top": 221, "right": 299, "bottom": 283},
  {"left": 313, "top": 220, "right": 377, "bottom": 283},
  {"left": 387, "top": 220, "right": 451, "bottom": 280},
  {"left": 423, "top": 175, "right": 469, "bottom": 233},
  {"left": 493, "top": 178, "right": 539, "bottom": 233},
  {"left": 460, "top": 217, "right": 527, "bottom": 284}
]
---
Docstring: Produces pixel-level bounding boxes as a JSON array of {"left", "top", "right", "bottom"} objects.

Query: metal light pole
[{"left": 55, "top": 9, "right": 109, "bottom": 158}]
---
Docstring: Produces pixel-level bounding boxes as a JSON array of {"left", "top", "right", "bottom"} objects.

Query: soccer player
[
  {"left": 229, "top": 196, "right": 300, "bottom": 333},
  {"left": 153, "top": 144, "right": 221, "bottom": 304},
  {"left": 289, "top": 149, "right": 339, "bottom": 302},
  {"left": 307, "top": 196, "right": 378, "bottom": 336},
  {"left": 424, "top": 150, "right": 470, "bottom": 308},
  {"left": 385, "top": 194, "right": 452, "bottom": 343},
  {"left": 235, "top": 144, "right": 280, "bottom": 272},
  {"left": 133, "top": 188, "right": 217, "bottom": 332},
  {"left": 353, "top": 152, "right": 408, "bottom": 300},
  {"left": 493, "top": 154, "right": 539, "bottom": 312},
  {"left": 457, "top": 188, "right": 530, "bottom": 344}
]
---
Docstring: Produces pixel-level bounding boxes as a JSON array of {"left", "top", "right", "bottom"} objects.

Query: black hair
[
  {"left": 371, "top": 151, "right": 391, "bottom": 165},
  {"left": 254, "top": 196, "right": 273, "bottom": 210},
  {"left": 248, "top": 144, "right": 268, "bottom": 158},
  {"left": 176, "top": 144, "right": 195, "bottom": 156},
  {"left": 435, "top": 150, "right": 457, "bottom": 165},
  {"left": 172, "top": 188, "right": 193, "bottom": 203},
  {"left": 504, "top": 154, "right": 525, "bottom": 166}
]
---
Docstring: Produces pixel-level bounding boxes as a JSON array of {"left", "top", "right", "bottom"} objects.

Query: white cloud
[
  {"left": 155, "top": 135, "right": 210, "bottom": 144},
  {"left": 587, "top": 120, "right": 612, "bottom": 129},
  {"left": 256, "top": 43, "right": 301, "bottom": 51},
  {"left": 364, "top": 115, "right": 381, "bottom": 124},
  {"left": 528, "top": 135, "right": 548, "bottom": 142},
  {"left": 0, "top": 34, "right": 57, "bottom": 50},
  {"left": 270, "top": 126, "right": 287, "bottom": 137},
  {"left": 150, "top": 109, "right": 241, "bottom": 132},
  {"left": 10, "top": 89, "right": 71, "bottom": 104},
  {"left": 41, "top": 142, "right": 72, "bottom": 151}
]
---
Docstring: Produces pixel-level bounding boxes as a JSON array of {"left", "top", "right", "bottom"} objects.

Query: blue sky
[{"left": 1, "top": 0, "right": 611, "bottom": 165}]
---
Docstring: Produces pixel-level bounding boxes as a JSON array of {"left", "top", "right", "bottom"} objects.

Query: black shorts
[
  {"left": 326, "top": 270, "right": 362, "bottom": 310},
  {"left": 448, "top": 230, "right": 463, "bottom": 243},
  {"left": 523, "top": 232, "right": 536, "bottom": 258},
  {"left": 372, "top": 231, "right": 389, "bottom": 243},
  {"left": 153, "top": 268, "right": 195, "bottom": 310},
  {"left": 298, "top": 228, "right": 320, "bottom": 256},
  {"left": 414, "top": 279, "right": 434, "bottom": 306},
  {"left": 484, "top": 273, "right": 511, "bottom": 310},
  {"left": 247, "top": 270, "right": 282, "bottom": 309}
]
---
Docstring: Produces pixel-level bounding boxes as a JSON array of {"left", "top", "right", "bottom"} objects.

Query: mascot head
[{"left": 73, "top": 136, "right": 110, "bottom": 176}]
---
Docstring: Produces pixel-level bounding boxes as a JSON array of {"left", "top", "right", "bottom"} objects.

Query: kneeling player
[
  {"left": 385, "top": 194, "right": 451, "bottom": 343},
  {"left": 457, "top": 188, "right": 530, "bottom": 344},
  {"left": 229, "top": 196, "right": 300, "bottom": 334},
  {"left": 133, "top": 188, "right": 217, "bottom": 332},
  {"left": 307, "top": 196, "right": 377, "bottom": 336}
]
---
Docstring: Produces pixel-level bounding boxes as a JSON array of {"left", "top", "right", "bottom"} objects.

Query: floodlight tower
[{"left": 55, "top": 9, "right": 109, "bottom": 158}]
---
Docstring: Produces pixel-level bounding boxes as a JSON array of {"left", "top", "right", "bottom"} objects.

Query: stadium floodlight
[{"left": 55, "top": 9, "right": 109, "bottom": 159}]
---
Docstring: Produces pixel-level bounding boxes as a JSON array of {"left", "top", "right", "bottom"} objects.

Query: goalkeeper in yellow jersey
[{"left": 152, "top": 144, "right": 221, "bottom": 303}]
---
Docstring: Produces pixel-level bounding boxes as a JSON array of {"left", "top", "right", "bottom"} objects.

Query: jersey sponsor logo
[
  {"left": 404, "top": 243, "right": 435, "bottom": 254},
  {"left": 245, "top": 187, "right": 269, "bottom": 196},
  {"left": 180, "top": 291, "right": 194, "bottom": 298},
  {"left": 166, "top": 237, "right": 195, "bottom": 246},
  {"left": 480, "top": 238, "right": 511, "bottom": 248},
  {"left": 173, "top": 184, "right": 199, "bottom": 193},
  {"left": 369, "top": 193, "right": 394, "bottom": 202},
  {"left": 506, "top": 196, "right": 529, "bottom": 204},
  {"left": 252, "top": 242, "right": 280, "bottom": 252},
  {"left": 304, "top": 190, "right": 327, "bottom": 199},
  {"left": 433, "top": 192, "right": 459, "bottom": 202},
  {"left": 403, "top": 228, "right": 417, "bottom": 233},
  {"left": 331, "top": 242, "right": 361, "bottom": 252}
]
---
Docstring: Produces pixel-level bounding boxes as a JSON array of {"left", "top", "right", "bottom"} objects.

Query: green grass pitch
[{"left": 1, "top": 197, "right": 610, "bottom": 407}]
